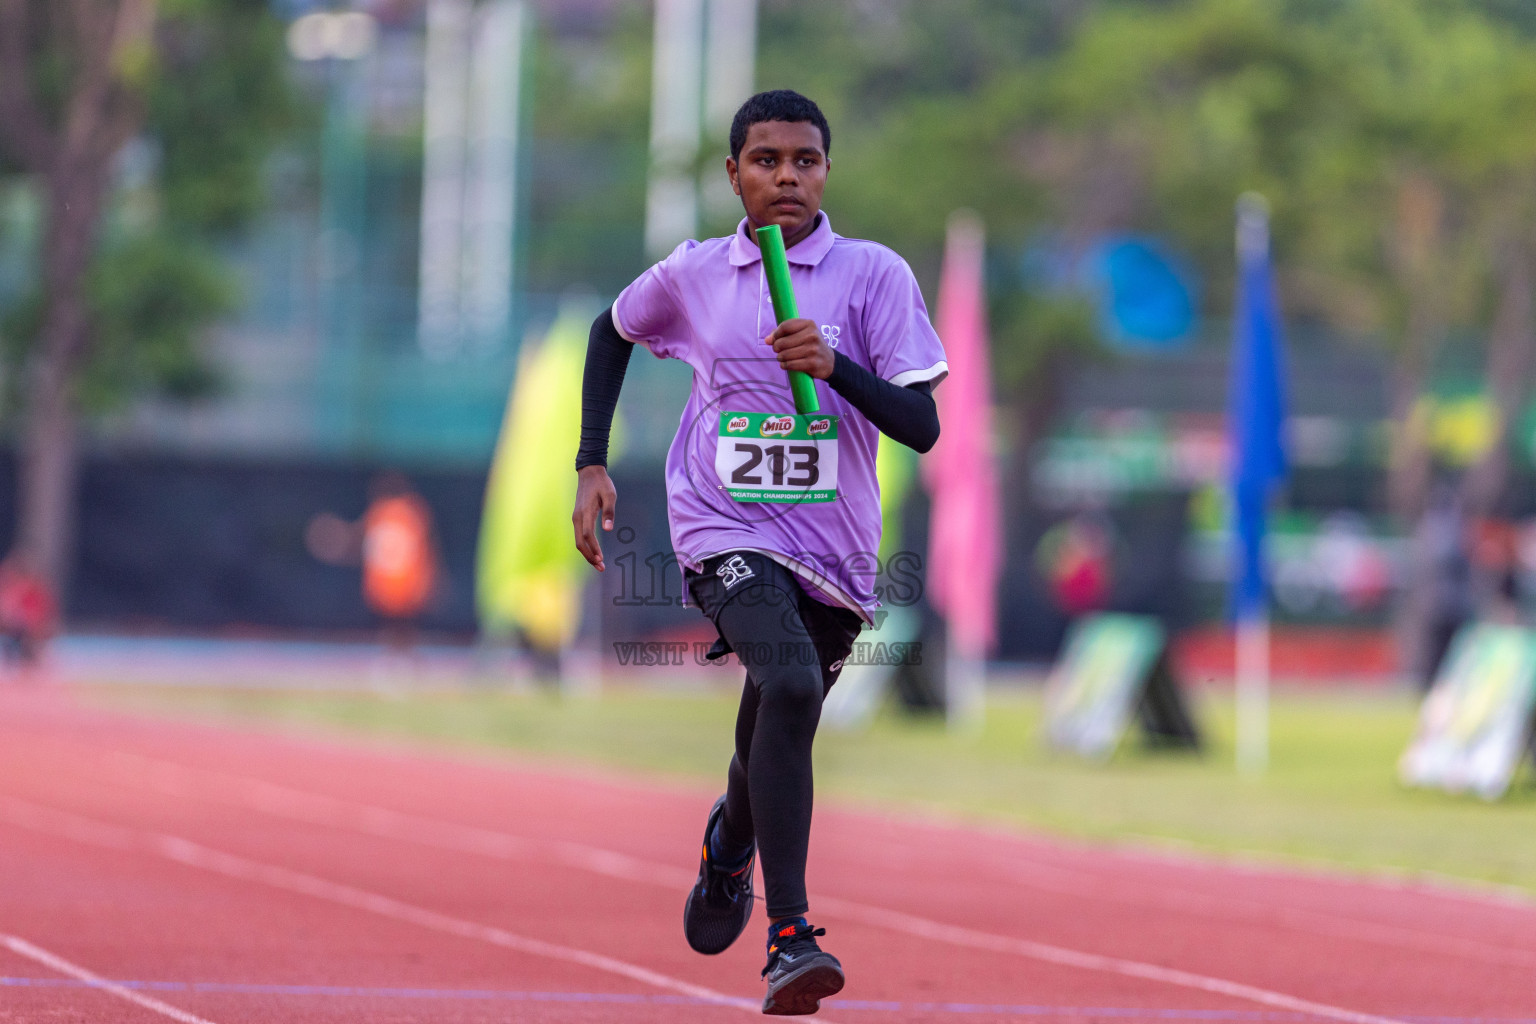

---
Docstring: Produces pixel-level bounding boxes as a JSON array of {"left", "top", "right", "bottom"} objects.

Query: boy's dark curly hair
[{"left": 729, "top": 90, "right": 831, "bottom": 161}]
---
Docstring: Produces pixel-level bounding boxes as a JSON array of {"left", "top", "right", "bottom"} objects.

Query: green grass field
[{"left": 83, "top": 681, "right": 1536, "bottom": 895}]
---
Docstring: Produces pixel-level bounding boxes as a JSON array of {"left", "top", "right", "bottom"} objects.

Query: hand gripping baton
[{"left": 755, "top": 223, "right": 821, "bottom": 415}]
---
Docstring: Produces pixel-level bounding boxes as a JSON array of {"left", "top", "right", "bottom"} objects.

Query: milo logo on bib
[
  {"left": 759, "top": 416, "right": 795, "bottom": 437},
  {"left": 716, "top": 411, "right": 839, "bottom": 503}
]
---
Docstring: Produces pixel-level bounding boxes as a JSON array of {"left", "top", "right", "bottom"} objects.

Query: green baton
[{"left": 755, "top": 223, "right": 821, "bottom": 414}]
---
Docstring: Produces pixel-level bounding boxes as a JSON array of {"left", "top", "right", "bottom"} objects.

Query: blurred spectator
[
  {"left": 362, "top": 472, "right": 439, "bottom": 629},
  {"left": 1471, "top": 514, "right": 1522, "bottom": 627},
  {"left": 0, "top": 554, "right": 59, "bottom": 672},
  {"left": 305, "top": 471, "right": 440, "bottom": 647},
  {"left": 1037, "top": 512, "right": 1115, "bottom": 616},
  {"left": 1411, "top": 484, "right": 1473, "bottom": 692}
]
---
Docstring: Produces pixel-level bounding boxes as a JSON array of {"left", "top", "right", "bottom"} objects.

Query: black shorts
[{"left": 685, "top": 551, "right": 865, "bottom": 687}]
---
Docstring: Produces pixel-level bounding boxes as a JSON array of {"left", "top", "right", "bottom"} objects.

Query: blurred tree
[
  {"left": 523, "top": 0, "right": 1536, "bottom": 523},
  {"left": 1313, "top": 0, "right": 1536, "bottom": 519},
  {"left": 1021, "top": 0, "right": 1536, "bottom": 516},
  {"left": 0, "top": 0, "right": 290, "bottom": 594},
  {"left": 1018, "top": 0, "right": 1536, "bottom": 669}
]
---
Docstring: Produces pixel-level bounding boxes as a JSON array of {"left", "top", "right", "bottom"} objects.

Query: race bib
[{"left": 716, "top": 411, "right": 838, "bottom": 503}]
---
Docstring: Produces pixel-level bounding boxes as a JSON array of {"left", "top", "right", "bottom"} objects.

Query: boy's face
[{"left": 727, "top": 119, "right": 829, "bottom": 249}]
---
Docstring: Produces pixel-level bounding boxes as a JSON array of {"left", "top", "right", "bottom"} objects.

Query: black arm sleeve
[
  {"left": 575, "top": 306, "right": 635, "bottom": 470},
  {"left": 824, "top": 351, "right": 941, "bottom": 454}
]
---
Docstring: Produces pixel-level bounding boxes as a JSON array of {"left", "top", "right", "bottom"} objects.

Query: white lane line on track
[
  {"left": 39, "top": 754, "right": 1415, "bottom": 1024},
  {"left": 1, "top": 934, "right": 219, "bottom": 1024},
  {"left": 75, "top": 747, "right": 1536, "bottom": 971},
  {"left": 0, "top": 796, "right": 763, "bottom": 1016},
  {"left": 81, "top": 746, "right": 1536, "bottom": 970},
  {"left": 82, "top": 748, "right": 1536, "bottom": 973},
  {"left": 805, "top": 897, "right": 1411, "bottom": 1024},
  {"left": 857, "top": 843, "right": 1536, "bottom": 970}
]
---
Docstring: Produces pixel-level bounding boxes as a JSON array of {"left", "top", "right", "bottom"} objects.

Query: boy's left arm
[{"left": 826, "top": 354, "right": 938, "bottom": 452}]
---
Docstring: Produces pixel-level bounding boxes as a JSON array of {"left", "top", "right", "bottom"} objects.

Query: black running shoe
[
  {"left": 682, "top": 795, "right": 756, "bottom": 954},
  {"left": 761, "top": 918, "right": 844, "bottom": 1016}
]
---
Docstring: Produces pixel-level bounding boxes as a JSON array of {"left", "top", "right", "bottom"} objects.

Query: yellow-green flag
[
  {"left": 877, "top": 437, "right": 916, "bottom": 561},
  {"left": 476, "top": 304, "right": 603, "bottom": 650}
]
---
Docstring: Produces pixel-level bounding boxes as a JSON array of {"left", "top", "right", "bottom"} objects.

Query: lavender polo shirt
[{"left": 613, "top": 214, "right": 947, "bottom": 620}]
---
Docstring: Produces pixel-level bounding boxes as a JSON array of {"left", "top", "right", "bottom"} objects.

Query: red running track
[{"left": 0, "top": 688, "right": 1532, "bottom": 1024}]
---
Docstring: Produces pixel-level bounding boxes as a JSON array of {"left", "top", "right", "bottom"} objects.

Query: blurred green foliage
[
  {"left": 5, "top": 0, "right": 1533, "bottom": 437},
  {"left": 152, "top": 1, "right": 293, "bottom": 234},
  {"left": 82, "top": 235, "right": 237, "bottom": 408},
  {"left": 0, "top": 0, "right": 291, "bottom": 419},
  {"left": 457, "top": 0, "right": 1536, "bottom": 532},
  {"left": 530, "top": 0, "right": 1536, "bottom": 407}
]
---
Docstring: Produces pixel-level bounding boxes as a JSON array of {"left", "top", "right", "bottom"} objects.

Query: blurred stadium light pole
[
  {"left": 466, "top": 0, "right": 527, "bottom": 355},
  {"left": 302, "top": 12, "right": 375, "bottom": 452},
  {"left": 418, "top": 0, "right": 472, "bottom": 360},
  {"left": 1228, "top": 193, "right": 1290, "bottom": 776},
  {"left": 647, "top": 0, "right": 757, "bottom": 254},
  {"left": 645, "top": 0, "right": 704, "bottom": 257},
  {"left": 703, "top": 0, "right": 756, "bottom": 131},
  {"left": 700, "top": 0, "right": 757, "bottom": 221},
  {"left": 418, "top": 0, "right": 526, "bottom": 361}
]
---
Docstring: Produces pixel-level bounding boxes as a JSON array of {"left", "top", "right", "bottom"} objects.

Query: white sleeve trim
[
  {"left": 888, "top": 361, "right": 948, "bottom": 388},
  {"left": 610, "top": 303, "right": 638, "bottom": 343}
]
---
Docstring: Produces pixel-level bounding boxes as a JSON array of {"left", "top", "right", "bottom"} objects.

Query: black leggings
[{"left": 687, "top": 555, "right": 863, "bottom": 918}]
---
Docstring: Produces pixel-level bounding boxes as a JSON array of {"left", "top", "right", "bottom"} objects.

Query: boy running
[{"left": 572, "top": 90, "right": 946, "bottom": 1016}]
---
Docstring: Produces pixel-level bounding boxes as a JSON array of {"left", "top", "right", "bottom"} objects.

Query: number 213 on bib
[{"left": 715, "top": 412, "right": 839, "bottom": 503}]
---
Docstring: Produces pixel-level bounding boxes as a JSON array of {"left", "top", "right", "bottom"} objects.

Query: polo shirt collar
[{"left": 727, "top": 213, "right": 836, "bottom": 268}]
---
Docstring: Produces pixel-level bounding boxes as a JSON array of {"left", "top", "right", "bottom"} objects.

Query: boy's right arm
[{"left": 573, "top": 307, "right": 632, "bottom": 572}]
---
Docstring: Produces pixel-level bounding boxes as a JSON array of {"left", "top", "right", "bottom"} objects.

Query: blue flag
[{"left": 1228, "top": 197, "right": 1288, "bottom": 621}]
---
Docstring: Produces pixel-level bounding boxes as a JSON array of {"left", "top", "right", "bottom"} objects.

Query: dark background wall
[
  {"left": 0, "top": 454, "right": 488, "bottom": 635},
  {"left": 6, "top": 455, "right": 1194, "bottom": 658}
]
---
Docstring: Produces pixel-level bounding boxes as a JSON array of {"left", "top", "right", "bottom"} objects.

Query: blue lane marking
[
  {"left": 2, "top": 978, "right": 1533, "bottom": 1023},
  {"left": 1, "top": 977, "right": 691, "bottom": 1004}
]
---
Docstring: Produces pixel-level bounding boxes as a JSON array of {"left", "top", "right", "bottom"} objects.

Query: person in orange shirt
[
  {"left": 362, "top": 473, "right": 438, "bottom": 625},
  {"left": 307, "top": 471, "right": 440, "bottom": 647}
]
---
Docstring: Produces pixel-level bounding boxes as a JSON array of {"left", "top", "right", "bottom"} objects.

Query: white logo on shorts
[
  {"left": 820, "top": 324, "right": 841, "bottom": 349},
  {"left": 716, "top": 555, "right": 755, "bottom": 589}
]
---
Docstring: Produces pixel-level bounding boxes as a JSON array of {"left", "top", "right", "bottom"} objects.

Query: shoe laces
[
  {"left": 762, "top": 921, "right": 826, "bottom": 978},
  {"left": 703, "top": 846, "right": 753, "bottom": 905}
]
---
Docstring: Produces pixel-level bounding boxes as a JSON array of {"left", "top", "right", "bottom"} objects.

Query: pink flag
[{"left": 924, "top": 211, "right": 1002, "bottom": 657}]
